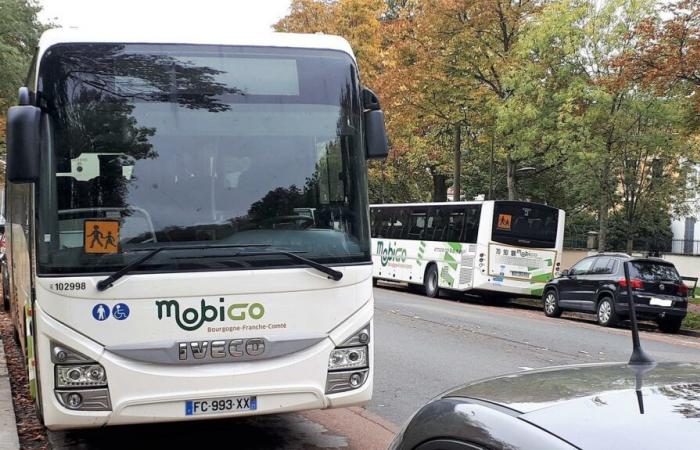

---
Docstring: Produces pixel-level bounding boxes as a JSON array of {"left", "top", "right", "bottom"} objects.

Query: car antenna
[
  {"left": 623, "top": 260, "right": 656, "bottom": 415},
  {"left": 623, "top": 261, "right": 655, "bottom": 366}
]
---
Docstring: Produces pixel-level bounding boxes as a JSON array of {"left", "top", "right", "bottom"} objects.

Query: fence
[{"left": 670, "top": 239, "right": 700, "bottom": 256}]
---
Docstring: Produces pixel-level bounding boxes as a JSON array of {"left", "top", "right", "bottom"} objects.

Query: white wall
[{"left": 662, "top": 254, "right": 700, "bottom": 280}]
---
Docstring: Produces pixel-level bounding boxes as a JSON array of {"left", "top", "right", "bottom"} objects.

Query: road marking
[{"left": 518, "top": 366, "right": 534, "bottom": 371}]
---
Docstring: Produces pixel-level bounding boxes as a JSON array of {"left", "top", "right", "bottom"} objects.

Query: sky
[{"left": 37, "top": 0, "right": 293, "bottom": 34}]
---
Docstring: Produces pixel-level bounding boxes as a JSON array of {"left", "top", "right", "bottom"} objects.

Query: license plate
[
  {"left": 185, "top": 396, "right": 257, "bottom": 416},
  {"left": 649, "top": 298, "right": 672, "bottom": 307}
]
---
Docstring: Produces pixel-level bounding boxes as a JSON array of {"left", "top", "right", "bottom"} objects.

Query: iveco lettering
[{"left": 3, "top": 28, "right": 387, "bottom": 429}]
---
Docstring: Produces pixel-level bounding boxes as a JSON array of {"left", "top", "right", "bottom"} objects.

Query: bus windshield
[
  {"left": 36, "top": 44, "right": 370, "bottom": 275},
  {"left": 491, "top": 201, "right": 559, "bottom": 248}
]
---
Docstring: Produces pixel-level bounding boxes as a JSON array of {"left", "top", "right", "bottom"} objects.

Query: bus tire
[
  {"left": 424, "top": 265, "right": 439, "bottom": 298},
  {"left": 543, "top": 289, "right": 562, "bottom": 318}
]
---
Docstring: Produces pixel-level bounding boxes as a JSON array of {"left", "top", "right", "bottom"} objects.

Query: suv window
[
  {"left": 570, "top": 258, "right": 594, "bottom": 275},
  {"left": 590, "top": 257, "right": 615, "bottom": 274},
  {"left": 630, "top": 261, "right": 681, "bottom": 282}
]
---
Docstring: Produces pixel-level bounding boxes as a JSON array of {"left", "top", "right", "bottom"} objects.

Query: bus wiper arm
[
  {"left": 239, "top": 250, "right": 343, "bottom": 281},
  {"left": 96, "top": 244, "right": 271, "bottom": 291}
]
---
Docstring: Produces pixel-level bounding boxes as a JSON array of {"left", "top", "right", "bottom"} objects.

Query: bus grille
[
  {"left": 459, "top": 266, "right": 473, "bottom": 285},
  {"left": 459, "top": 255, "right": 474, "bottom": 285}
]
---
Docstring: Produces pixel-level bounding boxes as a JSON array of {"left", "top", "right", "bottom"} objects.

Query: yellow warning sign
[
  {"left": 497, "top": 214, "right": 512, "bottom": 231},
  {"left": 84, "top": 220, "right": 120, "bottom": 254}
]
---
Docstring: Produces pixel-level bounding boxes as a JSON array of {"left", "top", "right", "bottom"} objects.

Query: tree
[
  {"left": 623, "top": 0, "right": 700, "bottom": 110},
  {"left": 0, "top": 0, "right": 44, "bottom": 161}
]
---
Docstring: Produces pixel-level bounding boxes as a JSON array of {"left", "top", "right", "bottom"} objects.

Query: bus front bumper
[{"left": 34, "top": 303, "right": 373, "bottom": 430}]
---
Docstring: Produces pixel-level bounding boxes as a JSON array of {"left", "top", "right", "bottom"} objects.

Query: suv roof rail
[{"left": 596, "top": 252, "right": 631, "bottom": 258}]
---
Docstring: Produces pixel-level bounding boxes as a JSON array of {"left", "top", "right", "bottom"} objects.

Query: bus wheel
[{"left": 424, "top": 265, "right": 439, "bottom": 298}]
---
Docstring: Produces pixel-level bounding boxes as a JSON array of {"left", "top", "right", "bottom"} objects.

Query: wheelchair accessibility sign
[
  {"left": 112, "top": 303, "right": 130, "bottom": 320},
  {"left": 92, "top": 303, "right": 130, "bottom": 321}
]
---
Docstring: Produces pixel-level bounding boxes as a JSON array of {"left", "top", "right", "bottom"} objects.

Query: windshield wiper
[
  {"left": 96, "top": 244, "right": 271, "bottom": 291},
  {"left": 233, "top": 250, "right": 343, "bottom": 282},
  {"left": 176, "top": 250, "right": 343, "bottom": 282},
  {"left": 96, "top": 245, "right": 343, "bottom": 291}
]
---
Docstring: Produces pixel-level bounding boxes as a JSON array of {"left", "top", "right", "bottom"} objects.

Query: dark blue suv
[{"left": 543, "top": 254, "right": 689, "bottom": 333}]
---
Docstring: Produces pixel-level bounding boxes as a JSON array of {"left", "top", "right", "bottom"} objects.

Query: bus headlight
[
  {"left": 56, "top": 364, "right": 108, "bottom": 388},
  {"left": 328, "top": 346, "right": 368, "bottom": 370}
]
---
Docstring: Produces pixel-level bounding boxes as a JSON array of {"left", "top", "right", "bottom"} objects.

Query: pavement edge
[{"left": 0, "top": 338, "right": 20, "bottom": 450}]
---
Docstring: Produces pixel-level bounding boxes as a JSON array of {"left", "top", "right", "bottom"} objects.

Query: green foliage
[{"left": 0, "top": 0, "right": 45, "bottom": 158}]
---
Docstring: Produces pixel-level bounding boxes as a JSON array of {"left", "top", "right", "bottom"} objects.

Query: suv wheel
[
  {"left": 543, "top": 290, "right": 562, "bottom": 318},
  {"left": 424, "top": 265, "right": 439, "bottom": 298},
  {"left": 658, "top": 317, "right": 683, "bottom": 334},
  {"left": 597, "top": 297, "right": 618, "bottom": 327}
]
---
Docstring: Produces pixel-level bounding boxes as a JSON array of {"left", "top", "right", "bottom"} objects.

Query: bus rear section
[
  {"left": 370, "top": 201, "right": 564, "bottom": 299},
  {"left": 3, "top": 29, "right": 388, "bottom": 430},
  {"left": 473, "top": 201, "right": 565, "bottom": 298}
]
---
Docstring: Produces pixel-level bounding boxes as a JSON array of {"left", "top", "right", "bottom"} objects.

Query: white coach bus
[
  {"left": 370, "top": 201, "right": 565, "bottom": 299},
  {"left": 3, "top": 28, "right": 388, "bottom": 429}
]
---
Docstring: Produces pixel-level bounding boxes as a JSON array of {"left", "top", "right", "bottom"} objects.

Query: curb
[
  {"left": 680, "top": 329, "right": 700, "bottom": 338},
  {"left": 0, "top": 338, "right": 19, "bottom": 450}
]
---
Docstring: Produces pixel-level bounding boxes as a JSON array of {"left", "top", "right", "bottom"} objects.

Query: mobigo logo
[
  {"left": 156, "top": 298, "right": 265, "bottom": 331},
  {"left": 377, "top": 241, "right": 407, "bottom": 266}
]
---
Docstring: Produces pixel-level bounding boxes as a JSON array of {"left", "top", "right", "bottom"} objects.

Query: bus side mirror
[
  {"left": 6, "top": 98, "right": 41, "bottom": 183},
  {"left": 364, "top": 110, "right": 389, "bottom": 159},
  {"left": 362, "top": 87, "right": 388, "bottom": 160}
]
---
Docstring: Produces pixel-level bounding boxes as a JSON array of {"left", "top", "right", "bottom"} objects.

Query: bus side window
[
  {"left": 432, "top": 207, "right": 446, "bottom": 242},
  {"left": 407, "top": 209, "right": 426, "bottom": 240},
  {"left": 446, "top": 208, "right": 465, "bottom": 242},
  {"left": 391, "top": 207, "right": 408, "bottom": 239},
  {"left": 462, "top": 205, "right": 481, "bottom": 243},
  {"left": 424, "top": 208, "right": 435, "bottom": 240},
  {"left": 384, "top": 207, "right": 397, "bottom": 238}
]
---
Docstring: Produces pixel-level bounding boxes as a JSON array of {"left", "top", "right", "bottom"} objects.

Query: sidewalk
[{"left": 0, "top": 338, "right": 19, "bottom": 450}]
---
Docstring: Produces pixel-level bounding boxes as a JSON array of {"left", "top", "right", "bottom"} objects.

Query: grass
[{"left": 682, "top": 311, "right": 700, "bottom": 331}]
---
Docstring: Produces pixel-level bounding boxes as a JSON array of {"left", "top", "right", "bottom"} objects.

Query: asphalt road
[
  {"left": 46, "top": 284, "right": 700, "bottom": 448},
  {"left": 369, "top": 283, "right": 700, "bottom": 424}
]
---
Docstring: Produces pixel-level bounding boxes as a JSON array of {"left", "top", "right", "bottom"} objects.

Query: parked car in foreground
[
  {"left": 389, "top": 362, "right": 700, "bottom": 450},
  {"left": 542, "top": 253, "right": 688, "bottom": 333}
]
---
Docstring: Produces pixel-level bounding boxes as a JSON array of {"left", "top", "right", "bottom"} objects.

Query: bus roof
[
  {"left": 371, "top": 201, "right": 487, "bottom": 208},
  {"left": 370, "top": 201, "right": 562, "bottom": 210},
  {"left": 36, "top": 28, "right": 356, "bottom": 60}
]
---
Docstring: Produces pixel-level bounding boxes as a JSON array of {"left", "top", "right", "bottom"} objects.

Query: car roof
[
  {"left": 444, "top": 362, "right": 698, "bottom": 412},
  {"left": 436, "top": 362, "right": 700, "bottom": 450}
]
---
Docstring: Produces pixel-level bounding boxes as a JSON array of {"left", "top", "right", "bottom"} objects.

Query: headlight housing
[
  {"left": 328, "top": 346, "right": 368, "bottom": 370},
  {"left": 56, "top": 364, "right": 108, "bottom": 388}
]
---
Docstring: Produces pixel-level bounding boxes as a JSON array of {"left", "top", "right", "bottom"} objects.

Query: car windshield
[
  {"left": 36, "top": 43, "right": 370, "bottom": 275},
  {"left": 630, "top": 261, "right": 682, "bottom": 283}
]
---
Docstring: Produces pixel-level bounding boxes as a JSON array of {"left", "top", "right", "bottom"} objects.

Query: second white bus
[{"left": 370, "top": 201, "right": 565, "bottom": 299}]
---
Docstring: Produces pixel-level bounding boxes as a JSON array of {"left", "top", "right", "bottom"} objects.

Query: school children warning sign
[
  {"left": 84, "top": 220, "right": 120, "bottom": 254},
  {"left": 497, "top": 214, "right": 512, "bottom": 231}
]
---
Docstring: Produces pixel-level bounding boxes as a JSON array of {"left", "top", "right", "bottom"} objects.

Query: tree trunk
[
  {"left": 626, "top": 238, "right": 634, "bottom": 255},
  {"left": 598, "top": 201, "right": 608, "bottom": 252},
  {"left": 432, "top": 173, "right": 448, "bottom": 202},
  {"left": 506, "top": 151, "right": 518, "bottom": 201},
  {"left": 453, "top": 124, "right": 461, "bottom": 201}
]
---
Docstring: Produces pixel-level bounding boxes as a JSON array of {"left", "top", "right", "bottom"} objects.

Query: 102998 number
[{"left": 51, "top": 282, "right": 87, "bottom": 291}]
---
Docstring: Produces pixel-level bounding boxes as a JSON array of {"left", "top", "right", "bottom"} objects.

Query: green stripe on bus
[
  {"left": 447, "top": 242, "right": 462, "bottom": 252},
  {"left": 531, "top": 273, "right": 552, "bottom": 283},
  {"left": 444, "top": 252, "right": 458, "bottom": 271}
]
